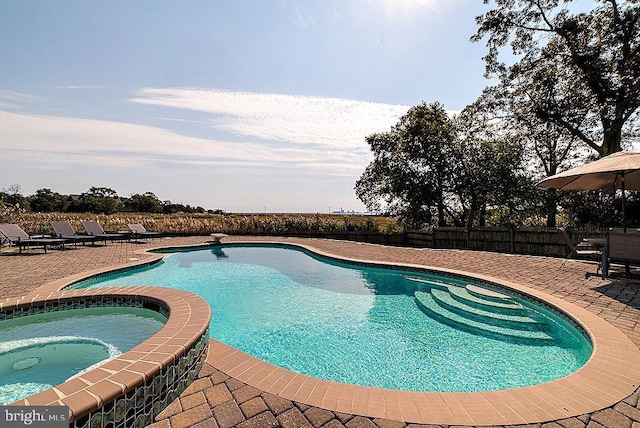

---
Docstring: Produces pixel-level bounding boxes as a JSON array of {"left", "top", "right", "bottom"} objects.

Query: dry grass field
[{"left": 0, "top": 210, "right": 400, "bottom": 236}]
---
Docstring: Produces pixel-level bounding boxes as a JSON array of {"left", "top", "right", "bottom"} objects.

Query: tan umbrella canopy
[
  {"left": 538, "top": 151, "right": 640, "bottom": 191},
  {"left": 537, "top": 151, "right": 640, "bottom": 229}
]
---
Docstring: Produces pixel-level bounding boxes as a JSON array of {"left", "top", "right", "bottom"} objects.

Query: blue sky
[{"left": 0, "top": 0, "right": 491, "bottom": 213}]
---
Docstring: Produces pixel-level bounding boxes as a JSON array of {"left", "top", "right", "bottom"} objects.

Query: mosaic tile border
[
  {"left": 75, "top": 332, "right": 208, "bottom": 428},
  {"left": 0, "top": 295, "right": 168, "bottom": 322},
  {"left": 63, "top": 258, "right": 165, "bottom": 290},
  {"left": 0, "top": 287, "right": 211, "bottom": 427}
]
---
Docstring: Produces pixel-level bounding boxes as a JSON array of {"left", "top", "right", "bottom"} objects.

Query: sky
[{"left": 0, "top": 0, "right": 493, "bottom": 213}]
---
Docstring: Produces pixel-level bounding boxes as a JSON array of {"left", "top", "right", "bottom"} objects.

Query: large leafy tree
[
  {"left": 521, "top": 120, "right": 581, "bottom": 226},
  {"left": 474, "top": 85, "right": 584, "bottom": 226},
  {"left": 124, "top": 192, "right": 163, "bottom": 213},
  {"left": 28, "top": 188, "right": 65, "bottom": 212},
  {"left": 472, "top": 0, "right": 640, "bottom": 157},
  {"left": 0, "top": 184, "right": 30, "bottom": 211},
  {"left": 355, "top": 102, "right": 456, "bottom": 228},
  {"left": 450, "top": 105, "right": 536, "bottom": 228},
  {"left": 68, "top": 187, "right": 121, "bottom": 214}
]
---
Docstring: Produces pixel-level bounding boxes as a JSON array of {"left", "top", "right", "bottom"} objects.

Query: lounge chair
[
  {"left": 128, "top": 223, "right": 161, "bottom": 241},
  {"left": 558, "top": 227, "right": 604, "bottom": 277},
  {"left": 0, "top": 223, "right": 68, "bottom": 253},
  {"left": 81, "top": 220, "right": 126, "bottom": 244},
  {"left": 607, "top": 228, "right": 640, "bottom": 277},
  {"left": 51, "top": 221, "right": 97, "bottom": 247}
]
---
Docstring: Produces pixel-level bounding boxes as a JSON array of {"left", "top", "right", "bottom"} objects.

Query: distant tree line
[
  {"left": 356, "top": 0, "right": 640, "bottom": 230},
  {"left": 0, "top": 185, "right": 224, "bottom": 215}
]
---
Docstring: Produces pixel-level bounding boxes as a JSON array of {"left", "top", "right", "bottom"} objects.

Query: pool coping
[{"left": 29, "top": 238, "right": 640, "bottom": 426}]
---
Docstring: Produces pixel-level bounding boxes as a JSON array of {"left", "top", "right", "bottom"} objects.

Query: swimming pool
[
  {"left": 72, "top": 244, "right": 592, "bottom": 392},
  {"left": 0, "top": 307, "right": 166, "bottom": 405}
]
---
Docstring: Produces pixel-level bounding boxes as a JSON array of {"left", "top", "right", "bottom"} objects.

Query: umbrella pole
[
  {"left": 621, "top": 173, "right": 631, "bottom": 275},
  {"left": 622, "top": 173, "right": 626, "bottom": 233}
]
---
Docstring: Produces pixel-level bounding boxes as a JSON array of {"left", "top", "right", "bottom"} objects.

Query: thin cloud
[
  {"left": 288, "top": 0, "right": 432, "bottom": 28},
  {"left": 129, "top": 88, "right": 410, "bottom": 149},
  {"left": 0, "top": 101, "right": 19, "bottom": 110},
  {"left": 54, "top": 85, "right": 104, "bottom": 90},
  {"left": 0, "top": 89, "right": 41, "bottom": 100},
  {"left": 0, "top": 89, "right": 41, "bottom": 102},
  {"left": 0, "top": 90, "right": 42, "bottom": 111},
  {"left": 285, "top": 0, "right": 343, "bottom": 29},
  {"left": 0, "top": 110, "right": 367, "bottom": 173},
  {"left": 293, "top": 4, "right": 314, "bottom": 29},
  {"left": 154, "top": 117, "right": 211, "bottom": 125},
  {"left": 367, "top": 0, "right": 438, "bottom": 17}
]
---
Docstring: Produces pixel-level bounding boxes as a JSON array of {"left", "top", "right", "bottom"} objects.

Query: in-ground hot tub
[
  {"left": 0, "top": 287, "right": 211, "bottom": 428},
  {"left": 0, "top": 306, "right": 167, "bottom": 405}
]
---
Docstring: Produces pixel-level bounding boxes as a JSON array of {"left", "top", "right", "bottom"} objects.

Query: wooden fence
[
  {"left": 407, "top": 227, "right": 607, "bottom": 257},
  {"left": 267, "top": 227, "right": 608, "bottom": 258},
  {"left": 426, "top": 228, "right": 563, "bottom": 257}
]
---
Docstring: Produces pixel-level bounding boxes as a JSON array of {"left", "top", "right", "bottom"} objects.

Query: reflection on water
[{"left": 211, "top": 247, "right": 229, "bottom": 259}]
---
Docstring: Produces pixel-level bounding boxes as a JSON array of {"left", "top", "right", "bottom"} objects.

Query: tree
[
  {"left": 560, "top": 189, "right": 619, "bottom": 227},
  {"left": 473, "top": 85, "right": 584, "bottom": 227},
  {"left": 523, "top": 121, "right": 581, "bottom": 227},
  {"left": 28, "top": 188, "right": 65, "bottom": 212},
  {"left": 161, "top": 200, "right": 207, "bottom": 214},
  {"left": 85, "top": 187, "right": 119, "bottom": 199},
  {"left": 125, "top": 192, "right": 163, "bottom": 213},
  {"left": 68, "top": 187, "right": 121, "bottom": 214},
  {"left": 473, "top": 0, "right": 640, "bottom": 157},
  {"left": 0, "top": 184, "right": 30, "bottom": 211},
  {"left": 450, "top": 105, "right": 536, "bottom": 228},
  {"left": 355, "top": 102, "right": 456, "bottom": 228}
]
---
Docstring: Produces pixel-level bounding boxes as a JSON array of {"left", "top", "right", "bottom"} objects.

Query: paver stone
[
  {"left": 263, "top": 392, "right": 294, "bottom": 415},
  {"left": 591, "top": 408, "right": 632, "bottom": 428},
  {"left": 304, "top": 407, "right": 335, "bottom": 427},
  {"left": 237, "top": 412, "right": 280, "bottom": 428},
  {"left": 212, "top": 400, "right": 245, "bottom": 428},
  {"left": 345, "top": 416, "right": 378, "bottom": 428},
  {"left": 240, "top": 397, "right": 268, "bottom": 419},
  {"left": 278, "top": 407, "right": 313, "bottom": 428},
  {"left": 205, "top": 383, "right": 233, "bottom": 407}
]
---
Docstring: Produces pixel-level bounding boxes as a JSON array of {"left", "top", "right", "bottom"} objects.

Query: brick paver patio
[{"left": 1, "top": 235, "right": 639, "bottom": 427}]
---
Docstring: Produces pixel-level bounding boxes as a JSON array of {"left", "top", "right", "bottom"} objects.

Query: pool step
[
  {"left": 466, "top": 284, "right": 512, "bottom": 302},
  {"left": 407, "top": 276, "right": 553, "bottom": 344},
  {"left": 430, "top": 289, "right": 546, "bottom": 331},
  {"left": 447, "top": 285, "right": 527, "bottom": 316},
  {"left": 405, "top": 276, "right": 451, "bottom": 290},
  {"left": 414, "top": 291, "right": 555, "bottom": 345}
]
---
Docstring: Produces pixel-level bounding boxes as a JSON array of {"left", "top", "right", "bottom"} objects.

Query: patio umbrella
[{"left": 537, "top": 151, "right": 640, "bottom": 229}]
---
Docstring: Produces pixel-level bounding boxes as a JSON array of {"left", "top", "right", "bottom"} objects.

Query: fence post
[{"left": 510, "top": 227, "right": 515, "bottom": 253}]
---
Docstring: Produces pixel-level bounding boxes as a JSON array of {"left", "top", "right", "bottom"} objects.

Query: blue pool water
[
  {"left": 0, "top": 307, "right": 166, "bottom": 404},
  {"left": 73, "top": 245, "right": 592, "bottom": 392}
]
